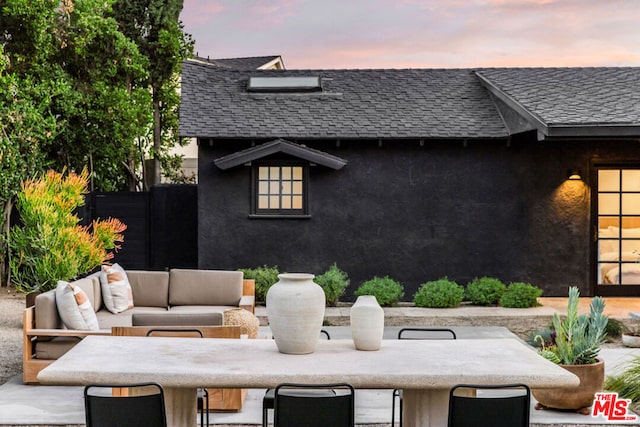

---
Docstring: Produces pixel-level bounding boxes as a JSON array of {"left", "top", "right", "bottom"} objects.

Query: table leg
[
  {"left": 402, "top": 389, "right": 449, "bottom": 427},
  {"left": 164, "top": 387, "right": 197, "bottom": 427}
]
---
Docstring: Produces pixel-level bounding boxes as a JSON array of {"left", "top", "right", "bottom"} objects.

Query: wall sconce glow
[{"left": 567, "top": 169, "right": 582, "bottom": 180}]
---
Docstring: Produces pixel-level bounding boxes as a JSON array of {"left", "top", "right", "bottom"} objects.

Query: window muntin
[
  {"left": 254, "top": 164, "right": 307, "bottom": 216},
  {"left": 597, "top": 168, "right": 640, "bottom": 285}
]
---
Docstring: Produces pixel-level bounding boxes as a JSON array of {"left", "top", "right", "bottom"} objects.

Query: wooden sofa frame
[{"left": 23, "top": 279, "right": 256, "bottom": 385}]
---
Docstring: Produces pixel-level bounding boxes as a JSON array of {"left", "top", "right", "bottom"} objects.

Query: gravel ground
[{"left": 0, "top": 287, "right": 24, "bottom": 384}]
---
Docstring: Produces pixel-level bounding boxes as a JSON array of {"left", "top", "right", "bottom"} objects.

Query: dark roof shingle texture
[
  {"left": 179, "top": 61, "right": 509, "bottom": 139},
  {"left": 476, "top": 67, "right": 640, "bottom": 126}
]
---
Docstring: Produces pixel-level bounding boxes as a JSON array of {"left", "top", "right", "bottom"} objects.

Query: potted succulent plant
[{"left": 533, "top": 286, "right": 608, "bottom": 414}]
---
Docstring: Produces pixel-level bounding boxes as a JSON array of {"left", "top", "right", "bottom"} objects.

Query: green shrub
[
  {"left": 414, "top": 278, "right": 464, "bottom": 308},
  {"left": 9, "top": 169, "right": 126, "bottom": 294},
  {"left": 605, "top": 317, "right": 625, "bottom": 340},
  {"left": 238, "top": 265, "right": 280, "bottom": 302},
  {"left": 315, "top": 263, "right": 350, "bottom": 306},
  {"left": 355, "top": 276, "right": 404, "bottom": 306},
  {"left": 465, "top": 277, "right": 506, "bottom": 306},
  {"left": 499, "top": 282, "right": 543, "bottom": 308}
]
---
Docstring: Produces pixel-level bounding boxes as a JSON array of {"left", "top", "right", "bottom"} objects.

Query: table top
[{"left": 38, "top": 336, "right": 579, "bottom": 390}]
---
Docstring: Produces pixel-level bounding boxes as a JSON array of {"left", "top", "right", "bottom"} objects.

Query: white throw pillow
[
  {"left": 100, "top": 263, "right": 134, "bottom": 314},
  {"left": 55, "top": 281, "right": 100, "bottom": 330}
]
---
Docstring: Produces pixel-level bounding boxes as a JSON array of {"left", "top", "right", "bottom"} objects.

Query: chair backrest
[
  {"left": 447, "top": 383, "right": 530, "bottom": 427},
  {"left": 145, "top": 328, "right": 204, "bottom": 338},
  {"left": 398, "top": 327, "right": 457, "bottom": 340},
  {"left": 320, "top": 329, "right": 331, "bottom": 340},
  {"left": 274, "top": 383, "right": 354, "bottom": 427},
  {"left": 84, "top": 382, "right": 167, "bottom": 427},
  {"left": 111, "top": 325, "right": 241, "bottom": 338}
]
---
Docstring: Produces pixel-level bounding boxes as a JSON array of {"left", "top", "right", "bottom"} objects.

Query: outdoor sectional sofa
[{"left": 23, "top": 268, "right": 255, "bottom": 385}]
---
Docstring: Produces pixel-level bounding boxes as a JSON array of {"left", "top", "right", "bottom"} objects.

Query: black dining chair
[
  {"left": 145, "top": 328, "right": 210, "bottom": 427},
  {"left": 448, "top": 383, "right": 531, "bottom": 427},
  {"left": 84, "top": 382, "right": 167, "bottom": 427},
  {"left": 392, "top": 327, "right": 457, "bottom": 427},
  {"left": 262, "top": 329, "right": 331, "bottom": 427},
  {"left": 273, "top": 382, "right": 355, "bottom": 427}
]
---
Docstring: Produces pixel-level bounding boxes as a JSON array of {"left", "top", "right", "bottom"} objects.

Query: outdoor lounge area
[{"left": 3, "top": 304, "right": 640, "bottom": 426}]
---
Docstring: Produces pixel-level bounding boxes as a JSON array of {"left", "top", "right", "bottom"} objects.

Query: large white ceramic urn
[{"left": 266, "top": 273, "right": 326, "bottom": 354}]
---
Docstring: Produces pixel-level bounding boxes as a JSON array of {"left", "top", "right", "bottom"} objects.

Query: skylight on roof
[{"left": 247, "top": 76, "right": 322, "bottom": 92}]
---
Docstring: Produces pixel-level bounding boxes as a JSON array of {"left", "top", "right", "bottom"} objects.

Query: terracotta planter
[
  {"left": 533, "top": 358, "right": 605, "bottom": 413},
  {"left": 622, "top": 333, "right": 640, "bottom": 348},
  {"left": 266, "top": 273, "right": 325, "bottom": 354}
]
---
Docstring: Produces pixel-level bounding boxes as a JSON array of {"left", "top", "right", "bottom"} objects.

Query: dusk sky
[{"left": 180, "top": 0, "right": 640, "bottom": 69}]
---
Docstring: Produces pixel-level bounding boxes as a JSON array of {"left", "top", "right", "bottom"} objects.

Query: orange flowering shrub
[{"left": 9, "top": 169, "right": 126, "bottom": 293}]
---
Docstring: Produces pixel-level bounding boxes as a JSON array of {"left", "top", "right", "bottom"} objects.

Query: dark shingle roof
[
  {"left": 180, "top": 62, "right": 640, "bottom": 141},
  {"left": 179, "top": 60, "right": 509, "bottom": 140},
  {"left": 476, "top": 67, "right": 640, "bottom": 138}
]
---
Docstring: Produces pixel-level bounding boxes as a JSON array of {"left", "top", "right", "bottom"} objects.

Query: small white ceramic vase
[
  {"left": 350, "top": 295, "right": 384, "bottom": 351},
  {"left": 266, "top": 273, "right": 326, "bottom": 354}
]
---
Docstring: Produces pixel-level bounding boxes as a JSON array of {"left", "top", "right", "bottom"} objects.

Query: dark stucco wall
[{"left": 198, "top": 136, "right": 636, "bottom": 299}]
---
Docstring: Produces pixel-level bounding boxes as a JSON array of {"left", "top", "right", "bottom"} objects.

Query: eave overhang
[{"left": 214, "top": 139, "right": 348, "bottom": 170}]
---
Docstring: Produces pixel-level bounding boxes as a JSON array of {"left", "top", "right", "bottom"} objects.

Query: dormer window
[
  {"left": 213, "top": 139, "right": 346, "bottom": 219},
  {"left": 247, "top": 76, "right": 322, "bottom": 93}
]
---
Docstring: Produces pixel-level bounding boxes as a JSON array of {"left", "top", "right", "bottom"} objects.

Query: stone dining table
[{"left": 38, "top": 335, "right": 579, "bottom": 427}]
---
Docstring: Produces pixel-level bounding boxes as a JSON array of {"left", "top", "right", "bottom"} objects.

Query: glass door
[{"left": 596, "top": 168, "right": 640, "bottom": 295}]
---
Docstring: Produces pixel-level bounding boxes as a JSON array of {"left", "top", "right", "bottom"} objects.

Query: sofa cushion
[
  {"left": 34, "top": 336, "right": 81, "bottom": 360},
  {"left": 95, "top": 307, "right": 169, "bottom": 329},
  {"left": 82, "top": 270, "right": 105, "bottom": 311},
  {"left": 169, "top": 269, "right": 243, "bottom": 306},
  {"left": 132, "top": 312, "right": 223, "bottom": 326},
  {"left": 100, "top": 263, "right": 134, "bottom": 314},
  {"left": 126, "top": 270, "right": 170, "bottom": 308},
  {"left": 70, "top": 276, "right": 101, "bottom": 313},
  {"left": 35, "top": 290, "right": 62, "bottom": 331},
  {"left": 168, "top": 305, "right": 231, "bottom": 317},
  {"left": 55, "top": 281, "right": 100, "bottom": 331}
]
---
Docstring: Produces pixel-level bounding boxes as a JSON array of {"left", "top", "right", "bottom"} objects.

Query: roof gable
[
  {"left": 476, "top": 68, "right": 640, "bottom": 139},
  {"left": 213, "top": 139, "right": 347, "bottom": 170}
]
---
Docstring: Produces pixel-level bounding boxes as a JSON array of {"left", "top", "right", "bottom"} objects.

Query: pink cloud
[
  {"left": 181, "top": 1, "right": 225, "bottom": 26},
  {"left": 233, "top": 0, "right": 304, "bottom": 30},
  {"left": 182, "top": 0, "right": 640, "bottom": 69}
]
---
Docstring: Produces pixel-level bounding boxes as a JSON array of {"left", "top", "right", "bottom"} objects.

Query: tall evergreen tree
[
  {"left": 47, "top": 0, "right": 151, "bottom": 191},
  {"left": 111, "top": 0, "right": 194, "bottom": 187}
]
